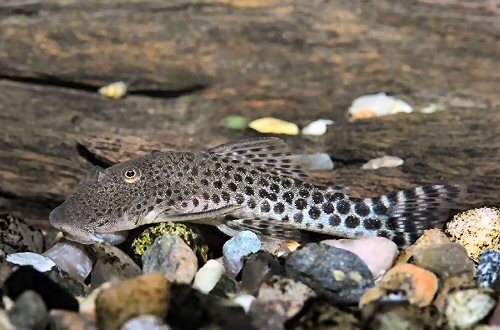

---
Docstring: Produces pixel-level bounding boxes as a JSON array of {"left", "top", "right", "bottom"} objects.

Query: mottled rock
[
  {"left": 46, "top": 268, "right": 88, "bottom": 297},
  {"left": 0, "top": 214, "right": 44, "bottom": 254},
  {"left": 241, "top": 251, "right": 284, "bottom": 295},
  {"left": 362, "top": 302, "right": 442, "bottom": 330},
  {"left": 48, "top": 309, "right": 98, "bottom": 330},
  {"left": 209, "top": 274, "right": 239, "bottom": 298},
  {"left": 131, "top": 222, "right": 209, "bottom": 264},
  {"left": 223, "top": 231, "right": 261, "bottom": 277},
  {"left": 261, "top": 239, "right": 291, "bottom": 257},
  {"left": 193, "top": 259, "right": 225, "bottom": 294},
  {"left": 142, "top": 235, "right": 198, "bottom": 284},
  {"left": 412, "top": 243, "right": 474, "bottom": 278},
  {"left": 4, "top": 266, "right": 79, "bottom": 311},
  {"left": 6, "top": 252, "right": 56, "bottom": 272},
  {"left": 322, "top": 237, "right": 398, "bottom": 280},
  {"left": 90, "top": 243, "right": 141, "bottom": 288},
  {"left": 286, "top": 243, "right": 374, "bottom": 304},
  {"left": 360, "top": 263, "right": 438, "bottom": 308},
  {"left": 286, "top": 299, "right": 359, "bottom": 330},
  {"left": 477, "top": 249, "right": 500, "bottom": 289},
  {"left": 233, "top": 294, "right": 256, "bottom": 313},
  {"left": 445, "top": 289, "right": 496, "bottom": 329},
  {"left": 120, "top": 315, "right": 171, "bottom": 330},
  {"left": 445, "top": 207, "right": 500, "bottom": 262},
  {"left": 397, "top": 229, "right": 451, "bottom": 264},
  {"left": 434, "top": 274, "right": 477, "bottom": 313},
  {"left": 43, "top": 240, "right": 93, "bottom": 282},
  {"left": 8, "top": 290, "right": 47, "bottom": 329},
  {"left": 96, "top": 273, "right": 170, "bottom": 330}
]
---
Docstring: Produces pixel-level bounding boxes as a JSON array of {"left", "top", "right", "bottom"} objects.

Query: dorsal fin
[{"left": 206, "top": 138, "right": 311, "bottom": 179}]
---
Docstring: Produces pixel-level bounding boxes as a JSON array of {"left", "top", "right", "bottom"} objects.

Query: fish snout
[{"left": 49, "top": 204, "right": 69, "bottom": 230}]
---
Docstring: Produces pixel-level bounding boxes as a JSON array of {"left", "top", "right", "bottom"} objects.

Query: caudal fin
[{"left": 369, "top": 184, "right": 464, "bottom": 247}]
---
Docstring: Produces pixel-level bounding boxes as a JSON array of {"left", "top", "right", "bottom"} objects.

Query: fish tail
[{"left": 367, "top": 184, "right": 464, "bottom": 247}]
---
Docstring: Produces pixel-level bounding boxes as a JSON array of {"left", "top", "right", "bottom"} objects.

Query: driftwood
[{"left": 0, "top": 0, "right": 498, "bottom": 224}]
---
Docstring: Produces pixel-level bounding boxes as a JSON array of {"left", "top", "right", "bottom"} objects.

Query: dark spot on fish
[
  {"left": 374, "top": 199, "right": 388, "bottom": 215},
  {"left": 201, "top": 179, "right": 209, "bottom": 186},
  {"left": 354, "top": 201, "right": 370, "bottom": 217},
  {"left": 345, "top": 215, "right": 360, "bottom": 228},
  {"left": 248, "top": 199, "right": 256, "bottom": 209},
  {"left": 245, "top": 176, "right": 254, "bottom": 184},
  {"left": 312, "top": 192, "right": 324, "bottom": 204},
  {"left": 202, "top": 193, "right": 210, "bottom": 200},
  {"left": 327, "top": 192, "right": 344, "bottom": 202},
  {"left": 393, "top": 234, "right": 407, "bottom": 247},
  {"left": 259, "top": 189, "right": 269, "bottom": 199},
  {"left": 233, "top": 174, "right": 243, "bottom": 182},
  {"left": 245, "top": 186, "right": 254, "bottom": 196},
  {"left": 270, "top": 184, "right": 280, "bottom": 193},
  {"left": 322, "top": 202, "right": 334, "bottom": 214},
  {"left": 386, "top": 217, "right": 399, "bottom": 230},
  {"left": 181, "top": 201, "right": 188, "bottom": 208},
  {"left": 258, "top": 178, "right": 269, "bottom": 186},
  {"left": 299, "top": 189, "right": 310, "bottom": 198},
  {"left": 213, "top": 181, "right": 223, "bottom": 189},
  {"left": 225, "top": 165, "right": 234, "bottom": 171},
  {"left": 294, "top": 213, "right": 303, "bottom": 223},
  {"left": 295, "top": 198, "right": 307, "bottom": 210},
  {"left": 235, "top": 194, "right": 245, "bottom": 204},
  {"left": 317, "top": 223, "right": 324, "bottom": 229},
  {"left": 212, "top": 194, "right": 220, "bottom": 204},
  {"left": 283, "top": 191, "right": 294, "bottom": 204},
  {"left": 274, "top": 202, "right": 285, "bottom": 214},
  {"left": 261, "top": 201, "right": 271, "bottom": 213},
  {"left": 193, "top": 198, "right": 199, "bottom": 207},
  {"left": 336, "top": 200, "right": 350, "bottom": 214},
  {"left": 282, "top": 215, "right": 289, "bottom": 222},
  {"left": 378, "top": 230, "right": 390, "bottom": 239},
  {"left": 281, "top": 179, "right": 292, "bottom": 189},
  {"left": 308, "top": 206, "right": 321, "bottom": 219},
  {"left": 268, "top": 193, "right": 278, "bottom": 201},
  {"left": 363, "top": 218, "right": 382, "bottom": 230},
  {"left": 228, "top": 182, "right": 238, "bottom": 192},
  {"left": 221, "top": 192, "right": 230, "bottom": 202},
  {"left": 191, "top": 168, "right": 198, "bottom": 176},
  {"left": 136, "top": 204, "right": 142, "bottom": 210}
]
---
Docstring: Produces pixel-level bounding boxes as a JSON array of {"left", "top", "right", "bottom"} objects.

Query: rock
[
  {"left": 301, "top": 119, "right": 334, "bottom": 136},
  {"left": 48, "top": 309, "right": 98, "bottom": 330},
  {"left": 445, "top": 207, "right": 500, "bottom": 262},
  {"left": 46, "top": 268, "right": 88, "bottom": 297},
  {"left": 43, "top": 240, "right": 93, "bottom": 282},
  {"left": 98, "top": 81, "right": 128, "bottom": 99},
  {"left": 8, "top": 290, "right": 47, "bottom": 329},
  {"left": 166, "top": 284, "right": 254, "bottom": 330},
  {"left": 322, "top": 237, "right": 398, "bottom": 280},
  {"left": 0, "top": 310, "right": 15, "bottom": 330},
  {"left": 120, "top": 315, "right": 171, "bottom": 330},
  {"left": 0, "top": 262, "right": 13, "bottom": 289},
  {"left": 241, "top": 251, "right": 284, "bottom": 295},
  {"left": 248, "top": 117, "right": 299, "bottom": 135},
  {"left": 223, "top": 231, "right": 262, "bottom": 277},
  {"left": 233, "top": 294, "right": 256, "bottom": 313},
  {"left": 360, "top": 263, "right": 438, "bottom": 308},
  {"left": 434, "top": 274, "right": 477, "bottom": 313},
  {"left": 489, "top": 301, "right": 500, "bottom": 326},
  {"left": 248, "top": 301, "right": 286, "bottom": 330},
  {"left": 193, "top": 259, "right": 225, "bottom": 294},
  {"left": 209, "top": 274, "right": 239, "bottom": 298},
  {"left": 445, "top": 289, "right": 496, "bottom": 329},
  {"left": 295, "top": 153, "right": 334, "bottom": 171},
  {"left": 477, "top": 249, "right": 500, "bottom": 289},
  {"left": 131, "top": 222, "right": 209, "bottom": 265},
  {"left": 361, "top": 156, "right": 404, "bottom": 170},
  {"left": 412, "top": 243, "right": 474, "bottom": 278},
  {"left": 260, "top": 239, "right": 291, "bottom": 257},
  {"left": 89, "top": 243, "right": 141, "bottom": 288},
  {"left": 4, "top": 266, "right": 79, "bottom": 311},
  {"left": 286, "top": 243, "right": 374, "bottom": 304},
  {"left": 256, "top": 276, "right": 315, "bottom": 320},
  {"left": 0, "top": 214, "right": 44, "bottom": 254},
  {"left": 286, "top": 299, "right": 359, "bottom": 330},
  {"left": 397, "top": 228, "right": 451, "bottom": 264},
  {"left": 142, "top": 235, "right": 198, "bottom": 284},
  {"left": 96, "top": 273, "right": 170, "bottom": 330},
  {"left": 6, "top": 252, "right": 56, "bottom": 272},
  {"left": 348, "top": 92, "right": 413, "bottom": 121},
  {"left": 223, "top": 115, "right": 248, "bottom": 130},
  {"left": 361, "top": 302, "right": 442, "bottom": 330}
]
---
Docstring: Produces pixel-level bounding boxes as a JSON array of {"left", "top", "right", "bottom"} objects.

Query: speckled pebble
[
  {"left": 477, "top": 249, "right": 500, "bottom": 289},
  {"left": 445, "top": 289, "right": 496, "bottom": 329},
  {"left": 223, "top": 231, "right": 261, "bottom": 277}
]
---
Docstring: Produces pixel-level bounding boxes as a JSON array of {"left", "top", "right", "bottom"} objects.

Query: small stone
[
  {"left": 90, "top": 243, "right": 141, "bottom": 288},
  {"left": 241, "top": 251, "right": 284, "bottom": 295},
  {"left": 434, "top": 274, "right": 476, "bottom": 313},
  {"left": 477, "top": 249, "right": 500, "bottom": 289},
  {"left": 397, "top": 228, "right": 451, "bottom": 264},
  {"left": 232, "top": 294, "right": 255, "bottom": 313},
  {"left": 0, "top": 310, "right": 14, "bottom": 330},
  {"left": 412, "top": 243, "right": 474, "bottom": 278},
  {"left": 142, "top": 235, "right": 198, "bottom": 284},
  {"left": 193, "top": 259, "right": 225, "bottom": 294},
  {"left": 286, "top": 299, "right": 359, "bottom": 329},
  {"left": 295, "top": 153, "right": 334, "bottom": 171},
  {"left": 209, "top": 274, "right": 239, "bottom": 298},
  {"left": 445, "top": 207, "right": 500, "bottom": 262},
  {"left": 6, "top": 252, "right": 56, "bottom": 272},
  {"left": 249, "top": 117, "right": 299, "bottom": 135},
  {"left": 4, "top": 266, "right": 79, "bottom": 311},
  {"left": 348, "top": 93, "right": 413, "bottom": 121},
  {"left": 286, "top": 243, "right": 374, "bottom": 304},
  {"left": 361, "top": 156, "right": 404, "bottom": 170},
  {"left": 223, "top": 116, "right": 248, "bottom": 130},
  {"left": 98, "top": 81, "right": 128, "bottom": 99},
  {"left": 362, "top": 302, "right": 441, "bottom": 330},
  {"left": 223, "top": 231, "right": 262, "bottom": 277},
  {"left": 120, "top": 315, "right": 171, "bottom": 330},
  {"left": 96, "top": 273, "right": 170, "bottom": 330},
  {"left": 0, "top": 214, "right": 44, "bottom": 254},
  {"left": 46, "top": 268, "right": 88, "bottom": 297},
  {"left": 489, "top": 301, "right": 500, "bottom": 326},
  {"left": 445, "top": 289, "right": 496, "bottom": 329},
  {"left": 322, "top": 237, "right": 398, "bottom": 280},
  {"left": 8, "top": 290, "right": 47, "bottom": 329},
  {"left": 360, "top": 263, "right": 438, "bottom": 308},
  {"left": 49, "top": 309, "right": 98, "bottom": 330},
  {"left": 301, "top": 119, "right": 334, "bottom": 136},
  {"left": 43, "top": 240, "right": 93, "bottom": 282},
  {"left": 261, "top": 239, "right": 291, "bottom": 257}
]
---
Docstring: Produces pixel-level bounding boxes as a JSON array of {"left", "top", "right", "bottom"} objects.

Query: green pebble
[{"left": 223, "top": 116, "right": 248, "bottom": 130}]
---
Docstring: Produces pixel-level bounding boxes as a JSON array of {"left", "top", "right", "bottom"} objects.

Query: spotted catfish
[{"left": 49, "top": 138, "right": 462, "bottom": 247}]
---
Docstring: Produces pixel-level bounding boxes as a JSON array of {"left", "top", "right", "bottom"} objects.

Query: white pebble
[
  {"left": 6, "top": 252, "right": 56, "bottom": 272},
  {"left": 348, "top": 93, "right": 413, "bottom": 121},
  {"left": 297, "top": 153, "right": 334, "bottom": 171},
  {"left": 301, "top": 119, "right": 334, "bottom": 136},
  {"left": 361, "top": 156, "right": 404, "bottom": 170},
  {"left": 98, "top": 81, "right": 128, "bottom": 99},
  {"left": 193, "top": 260, "right": 225, "bottom": 294},
  {"left": 43, "top": 240, "right": 93, "bottom": 282},
  {"left": 232, "top": 294, "right": 256, "bottom": 314}
]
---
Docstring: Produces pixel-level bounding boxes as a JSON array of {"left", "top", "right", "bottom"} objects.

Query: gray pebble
[
  {"left": 8, "top": 290, "right": 47, "bottom": 329},
  {"left": 477, "top": 249, "right": 500, "bottom": 288},
  {"left": 223, "top": 231, "right": 261, "bottom": 277}
]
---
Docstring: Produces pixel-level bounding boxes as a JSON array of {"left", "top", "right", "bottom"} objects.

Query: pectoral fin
[{"left": 151, "top": 204, "right": 243, "bottom": 225}]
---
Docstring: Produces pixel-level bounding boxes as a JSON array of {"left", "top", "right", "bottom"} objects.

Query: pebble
[
  {"left": 46, "top": 268, "right": 88, "bottom": 297},
  {"left": 223, "top": 231, "right": 262, "bottom": 277},
  {"left": 412, "top": 243, "right": 475, "bottom": 278},
  {"left": 0, "top": 214, "right": 44, "bottom": 254},
  {"left": 397, "top": 228, "right": 451, "bottom": 264},
  {"left": 260, "top": 239, "right": 291, "bottom": 257},
  {"left": 48, "top": 309, "right": 98, "bottom": 330},
  {"left": 193, "top": 259, "right": 225, "bottom": 294},
  {"left": 362, "top": 302, "right": 439, "bottom": 330},
  {"left": 43, "top": 240, "right": 93, "bottom": 282},
  {"left": 322, "top": 237, "right": 398, "bottom": 280},
  {"left": 0, "top": 310, "right": 14, "bottom": 330},
  {"left": 295, "top": 153, "right": 334, "bottom": 171},
  {"left": 142, "top": 235, "right": 198, "bottom": 284},
  {"left": 248, "top": 117, "right": 299, "bottom": 135},
  {"left": 96, "top": 273, "right": 170, "bottom": 330},
  {"left": 8, "top": 290, "right": 47, "bottom": 329},
  {"left": 489, "top": 301, "right": 500, "bottom": 326},
  {"left": 241, "top": 251, "right": 284, "bottom": 295},
  {"left": 223, "top": 115, "right": 248, "bottom": 130},
  {"left": 209, "top": 274, "right": 239, "bottom": 298},
  {"left": 4, "top": 266, "right": 79, "bottom": 311},
  {"left": 98, "top": 81, "right": 128, "bottom": 99},
  {"left": 233, "top": 294, "right": 256, "bottom": 313},
  {"left": 348, "top": 93, "right": 413, "bottom": 121},
  {"left": 90, "top": 243, "right": 141, "bottom": 288},
  {"left": 360, "top": 263, "right": 438, "bottom": 308},
  {"left": 286, "top": 299, "right": 359, "bottom": 329},
  {"left": 6, "top": 252, "right": 56, "bottom": 272},
  {"left": 477, "top": 249, "right": 500, "bottom": 289},
  {"left": 120, "top": 315, "right": 171, "bottom": 330},
  {"left": 301, "top": 119, "right": 334, "bottom": 136},
  {"left": 445, "top": 289, "right": 496, "bottom": 329},
  {"left": 361, "top": 156, "right": 404, "bottom": 170},
  {"left": 286, "top": 243, "right": 374, "bottom": 304},
  {"left": 445, "top": 207, "right": 500, "bottom": 262}
]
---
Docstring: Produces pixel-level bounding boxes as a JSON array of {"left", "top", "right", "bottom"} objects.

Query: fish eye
[{"left": 123, "top": 167, "right": 141, "bottom": 183}]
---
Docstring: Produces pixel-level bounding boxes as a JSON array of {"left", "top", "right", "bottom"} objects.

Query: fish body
[{"left": 49, "top": 138, "right": 462, "bottom": 247}]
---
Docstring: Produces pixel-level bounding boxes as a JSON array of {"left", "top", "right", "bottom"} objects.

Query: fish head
[{"left": 49, "top": 152, "right": 173, "bottom": 244}]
